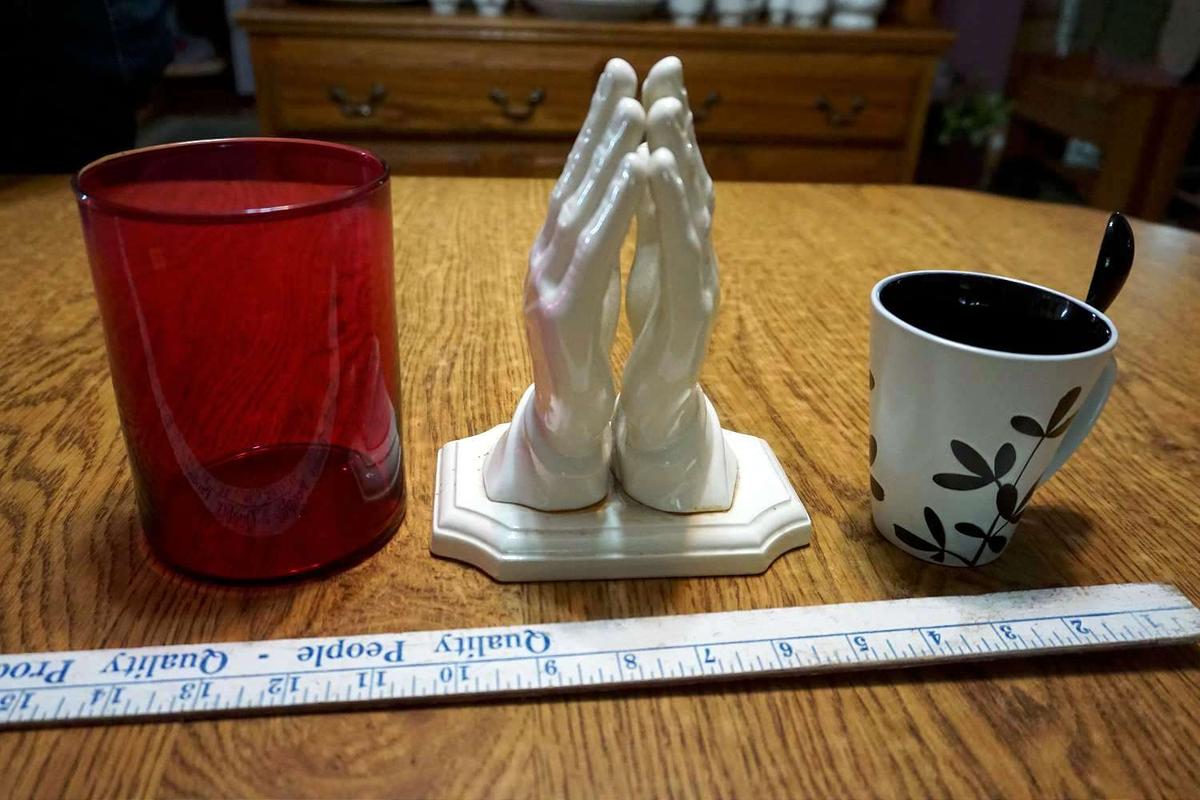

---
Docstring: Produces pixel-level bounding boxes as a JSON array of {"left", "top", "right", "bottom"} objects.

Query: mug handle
[{"left": 1042, "top": 358, "right": 1118, "bottom": 480}]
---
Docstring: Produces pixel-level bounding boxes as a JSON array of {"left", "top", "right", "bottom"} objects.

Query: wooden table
[{"left": 1, "top": 176, "right": 1198, "bottom": 798}]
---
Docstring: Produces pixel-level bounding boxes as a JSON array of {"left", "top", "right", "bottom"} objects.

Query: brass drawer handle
[
  {"left": 328, "top": 83, "right": 388, "bottom": 118},
  {"left": 692, "top": 91, "right": 722, "bottom": 124},
  {"left": 489, "top": 88, "right": 545, "bottom": 122},
  {"left": 815, "top": 95, "right": 866, "bottom": 128}
]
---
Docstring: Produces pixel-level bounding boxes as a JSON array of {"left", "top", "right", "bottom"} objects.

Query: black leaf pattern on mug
[
  {"left": 1048, "top": 386, "right": 1081, "bottom": 432},
  {"left": 993, "top": 443, "right": 1016, "bottom": 480},
  {"left": 911, "top": 385, "right": 1083, "bottom": 567},
  {"left": 950, "top": 440, "right": 993, "bottom": 480},
  {"left": 924, "top": 507, "right": 945, "bottom": 547},
  {"left": 892, "top": 508, "right": 970, "bottom": 565},
  {"left": 1013, "top": 478, "right": 1041, "bottom": 522},
  {"left": 933, "top": 472, "right": 992, "bottom": 491},
  {"left": 996, "top": 483, "right": 1018, "bottom": 523},
  {"left": 954, "top": 522, "right": 987, "bottom": 539},
  {"left": 1010, "top": 416, "right": 1044, "bottom": 437},
  {"left": 1047, "top": 414, "right": 1077, "bottom": 439},
  {"left": 869, "top": 376, "right": 885, "bottom": 501},
  {"left": 871, "top": 476, "right": 885, "bottom": 502},
  {"left": 894, "top": 524, "right": 938, "bottom": 552}
]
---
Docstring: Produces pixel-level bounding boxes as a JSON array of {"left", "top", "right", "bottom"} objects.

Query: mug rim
[
  {"left": 72, "top": 137, "right": 390, "bottom": 224},
  {"left": 871, "top": 270, "right": 1118, "bottom": 362}
]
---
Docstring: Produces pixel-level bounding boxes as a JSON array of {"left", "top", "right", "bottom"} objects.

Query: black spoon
[{"left": 1084, "top": 212, "right": 1134, "bottom": 312}]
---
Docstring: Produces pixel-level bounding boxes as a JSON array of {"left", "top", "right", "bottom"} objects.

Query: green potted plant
[{"left": 920, "top": 85, "right": 1013, "bottom": 189}]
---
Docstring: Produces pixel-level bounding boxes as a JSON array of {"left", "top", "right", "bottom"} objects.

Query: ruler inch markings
[{"left": 1, "top": 583, "right": 1196, "bottom": 729}]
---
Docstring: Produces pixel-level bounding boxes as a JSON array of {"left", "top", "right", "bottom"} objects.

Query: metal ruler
[{"left": 2, "top": 583, "right": 1197, "bottom": 729}]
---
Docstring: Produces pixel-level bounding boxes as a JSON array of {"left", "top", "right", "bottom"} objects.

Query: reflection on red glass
[{"left": 74, "top": 139, "right": 405, "bottom": 581}]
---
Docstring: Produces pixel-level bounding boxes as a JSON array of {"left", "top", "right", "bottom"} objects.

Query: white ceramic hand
[
  {"left": 613, "top": 96, "right": 737, "bottom": 514},
  {"left": 484, "top": 60, "right": 647, "bottom": 511},
  {"left": 627, "top": 56, "right": 716, "bottom": 340}
]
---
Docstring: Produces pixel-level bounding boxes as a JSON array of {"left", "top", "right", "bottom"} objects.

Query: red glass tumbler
[{"left": 74, "top": 138, "right": 405, "bottom": 581}]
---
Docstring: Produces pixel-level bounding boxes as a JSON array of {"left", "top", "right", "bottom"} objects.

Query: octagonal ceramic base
[{"left": 431, "top": 424, "right": 811, "bottom": 581}]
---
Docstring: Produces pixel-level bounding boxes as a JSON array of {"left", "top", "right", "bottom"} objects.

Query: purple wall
[{"left": 937, "top": 0, "right": 1028, "bottom": 90}]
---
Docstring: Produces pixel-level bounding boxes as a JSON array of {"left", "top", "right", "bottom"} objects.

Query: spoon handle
[{"left": 1086, "top": 212, "right": 1134, "bottom": 313}]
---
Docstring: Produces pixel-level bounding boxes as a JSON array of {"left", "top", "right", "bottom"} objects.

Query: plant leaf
[
  {"left": 997, "top": 483, "right": 1018, "bottom": 521},
  {"left": 894, "top": 525, "right": 938, "bottom": 552},
  {"left": 931, "top": 550, "right": 946, "bottom": 563},
  {"left": 1011, "top": 416, "right": 1044, "bottom": 437},
  {"left": 924, "top": 507, "right": 946, "bottom": 547},
  {"left": 954, "top": 522, "right": 988, "bottom": 539},
  {"left": 950, "top": 440, "right": 993, "bottom": 480},
  {"left": 1048, "top": 386, "right": 1082, "bottom": 430},
  {"left": 987, "top": 536, "right": 1008, "bottom": 553},
  {"left": 870, "top": 475, "right": 885, "bottom": 502},
  {"left": 1047, "top": 413, "right": 1077, "bottom": 439},
  {"left": 869, "top": 435, "right": 877, "bottom": 465},
  {"left": 993, "top": 443, "right": 1016, "bottom": 479},
  {"left": 933, "top": 473, "right": 993, "bottom": 491}
]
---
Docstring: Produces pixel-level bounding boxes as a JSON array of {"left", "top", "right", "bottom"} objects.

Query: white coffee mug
[{"left": 869, "top": 271, "right": 1118, "bottom": 567}]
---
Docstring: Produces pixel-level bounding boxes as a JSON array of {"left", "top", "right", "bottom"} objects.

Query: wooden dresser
[{"left": 238, "top": 1, "right": 952, "bottom": 182}]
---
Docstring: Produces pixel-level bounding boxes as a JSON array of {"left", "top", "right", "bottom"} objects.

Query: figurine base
[{"left": 432, "top": 424, "right": 811, "bottom": 581}]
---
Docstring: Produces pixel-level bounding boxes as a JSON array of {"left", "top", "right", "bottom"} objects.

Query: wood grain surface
[{"left": 1, "top": 175, "right": 1199, "bottom": 798}]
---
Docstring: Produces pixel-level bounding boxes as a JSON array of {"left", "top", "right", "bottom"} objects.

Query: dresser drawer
[
  {"left": 256, "top": 38, "right": 924, "bottom": 145},
  {"left": 627, "top": 51, "right": 923, "bottom": 144},
  {"left": 259, "top": 39, "right": 607, "bottom": 136}
]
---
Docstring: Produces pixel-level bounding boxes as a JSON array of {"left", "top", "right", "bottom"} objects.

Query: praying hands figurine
[
  {"left": 484, "top": 56, "right": 737, "bottom": 514},
  {"left": 435, "top": 55, "right": 812, "bottom": 580}
]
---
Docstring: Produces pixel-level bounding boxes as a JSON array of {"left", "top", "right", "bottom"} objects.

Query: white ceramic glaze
[
  {"left": 714, "top": 0, "right": 749, "bottom": 25},
  {"left": 767, "top": 0, "right": 790, "bottom": 24},
  {"left": 829, "top": 0, "right": 882, "bottom": 28},
  {"left": 483, "top": 59, "right": 646, "bottom": 511},
  {"left": 869, "top": 271, "right": 1118, "bottom": 567},
  {"left": 668, "top": 0, "right": 707, "bottom": 25},
  {"left": 430, "top": 0, "right": 459, "bottom": 14},
  {"left": 615, "top": 58, "right": 738, "bottom": 514},
  {"left": 434, "top": 424, "right": 810, "bottom": 581},
  {"left": 473, "top": 0, "right": 508, "bottom": 15},
  {"left": 790, "top": 0, "right": 828, "bottom": 26}
]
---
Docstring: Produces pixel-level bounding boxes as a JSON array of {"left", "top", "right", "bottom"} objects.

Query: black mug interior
[{"left": 879, "top": 272, "right": 1113, "bottom": 356}]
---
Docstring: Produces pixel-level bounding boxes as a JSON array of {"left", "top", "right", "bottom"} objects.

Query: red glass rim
[{"left": 72, "top": 137, "right": 390, "bottom": 223}]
